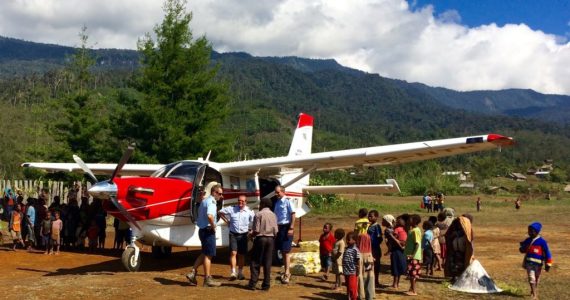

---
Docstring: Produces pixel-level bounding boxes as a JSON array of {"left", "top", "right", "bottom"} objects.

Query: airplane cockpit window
[
  {"left": 151, "top": 161, "right": 204, "bottom": 183},
  {"left": 150, "top": 163, "right": 176, "bottom": 178}
]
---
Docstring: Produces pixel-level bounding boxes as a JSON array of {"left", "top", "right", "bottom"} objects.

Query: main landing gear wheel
[
  {"left": 122, "top": 247, "right": 141, "bottom": 272},
  {"left": 151, "top": 246, "right": 172, "bottom": 258}
]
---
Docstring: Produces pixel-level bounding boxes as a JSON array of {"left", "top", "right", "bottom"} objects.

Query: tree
[
  {"left": 119, "top": 0, "right": 230, "bottom": 163},
  {"left": 52, "top": 26, "right": 115, "bottom": 162}
]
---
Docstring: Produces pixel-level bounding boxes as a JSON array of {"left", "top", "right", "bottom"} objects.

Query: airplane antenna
[{"left": 205, "top": 150, "right": 212, "bottom": 162}]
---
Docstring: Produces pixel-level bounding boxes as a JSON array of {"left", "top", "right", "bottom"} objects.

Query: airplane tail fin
[
  {"left": 282, "top": 113, "right": 314, "bottom": 218},
  {"left": 288, "top": 113, "right": 313, "bottom": 157}
]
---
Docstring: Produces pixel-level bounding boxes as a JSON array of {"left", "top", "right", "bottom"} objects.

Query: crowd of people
[
  {"left": 316, "top": 207, "right": 475, "bottom": 298},
  {"left": 3, "top": 184, "right": 553, "bottom": 299},
  {"left": 1, "top": 186, "right": 117, "bottom": 254}
]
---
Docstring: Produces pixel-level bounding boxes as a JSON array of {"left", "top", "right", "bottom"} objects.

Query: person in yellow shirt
[
  {"left": 404, "top": 214, "right": 422, "bottom": 296},
  {"left": 354, "top": 208, "right": 369, "bottom": 234}
]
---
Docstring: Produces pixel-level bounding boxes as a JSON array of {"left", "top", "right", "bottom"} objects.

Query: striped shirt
[{"left": 342, "top": 245, "right": 360, "bottom": 275}]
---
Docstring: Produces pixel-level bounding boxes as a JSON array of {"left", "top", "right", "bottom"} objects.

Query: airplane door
[{"left": 190, "top": 164, "right": 207, "bottom": 223}]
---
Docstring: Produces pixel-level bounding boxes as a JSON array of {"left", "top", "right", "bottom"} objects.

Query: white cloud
[{"left": 0, "top": 0, "right": 569, "bottom": 95}]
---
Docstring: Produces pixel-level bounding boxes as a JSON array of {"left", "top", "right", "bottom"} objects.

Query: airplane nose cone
[{"left": 88, "top": 181, "right": 118, "bottom": 200}]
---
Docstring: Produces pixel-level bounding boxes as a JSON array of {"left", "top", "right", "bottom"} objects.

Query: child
[
  {"left": 51, "top": 211, "right": 63, "bottom": 254},
  {"left": 354, "top": 208, "right": 369, "bottom": 234},
  {"left": 435, "top": 212, "right": 448, "bottom": 267},
  {"left": 429, "top": 216, "right": 442, "bottom": 271},
  {"left": 515, "top": 197, "right": 522, "bottom": 210},
  {"left": 357, "top": 232, "right": 375, "bottom": 300},
  {"left": 331, "top": 228, "right": 346, "bottom": 290},
  {"left": 404, "top": 214, "right": 422, "bottom": 296},
  {"left": 41, "top": 213, "right": 52, "bottom": 254},
  {"left": 384, "top": 214, "right": 406, "bottom": 289},
  {"left": 8, "top": 204, "right": 26, "bottom": 250},
  {"left": 367, "top": 210, "right": 383, "bottom": 287},
  {"left": 476, "top": 197, "right": 481, "bottom": 212},
  {"left": 422, "top": 221, "right": 434, "bottom": 276},
  {"left": 87, "top": 220, "right": 99, "bottom": 253},
  {"left": 519, "top": 222, "right": 552, "bottom": 300},
  {"left": 319, "top": 223, "right": 336, "bottom": 281},
  {"left": 426, "top": 194, "right": 433, "bottom": 213},
  {"left": 342, "top": 231, "right": 360, "bottom": 300}
]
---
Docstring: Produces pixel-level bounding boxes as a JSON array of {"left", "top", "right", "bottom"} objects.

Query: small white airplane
[{"left": 22, "top": 113, "right": 514, "bottom": 271}]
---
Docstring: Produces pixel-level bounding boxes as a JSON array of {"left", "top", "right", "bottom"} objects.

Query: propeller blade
[
  {"left": 73, "top": 154, "right": 98, "bottom": 183},
  {"left": 110, "top": 145, "right": 135, "bottom": 183}
]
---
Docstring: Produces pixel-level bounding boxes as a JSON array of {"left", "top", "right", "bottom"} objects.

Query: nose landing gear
[{"left": 122, "top": 237, "right": 141, "bottom": 272}]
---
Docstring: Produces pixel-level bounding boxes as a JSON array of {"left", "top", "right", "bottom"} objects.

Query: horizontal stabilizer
[{"left": 303, "top": 179, "right": 400, "bottom": 194}]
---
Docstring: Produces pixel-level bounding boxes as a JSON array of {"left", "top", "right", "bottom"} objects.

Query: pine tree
[{"left": 123, "top": 0, "right": 231, "bottom": 163}]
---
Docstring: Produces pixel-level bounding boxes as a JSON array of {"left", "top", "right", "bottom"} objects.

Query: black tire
[
  {"left": 151, "top": 246, "right": 172, "bottom": 258},
  {"left": 122, "top": 247, "right": 141, "bottom": 272}
]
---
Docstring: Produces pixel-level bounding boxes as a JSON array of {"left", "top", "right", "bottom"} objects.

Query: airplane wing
[
  {"left": 20, "top": 162, "right": 163, "bottom": 176},
  {"left": 219, "top": 134, "right": 514, "bottom": 175}
]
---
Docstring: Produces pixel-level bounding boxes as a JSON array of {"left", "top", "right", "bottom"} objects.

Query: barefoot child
[
  {"left": 519, "top": 222, "right": 552, "bottom": 300},
  {"left": 87, "top": 220, "right": 99, "bottom": 253},
  {"left": 331, "top": 228, "right": 345, "bottom": 290},
  {"left": 367, "top": 210, "right": 383, "bottom": 287},
  {"left": 422, "top": 221, "right": 434, "bottom": 276},
  {"left": 428, "top": 216, "right": 442, "bottom": 271},
  {"left": 8, "top": 204, "right": 26, "bottom": 250},
  {"left": 41, "top": 213, "right": 52, "bottom": 254},
  {"left": 342, "top": 231, "right": 360, "bottom": 300},
  {"left": 404, "top": 214, "right": 422, "bottom": 296},
  {"left": 51, "top": 211, "right": 63, "bottom": 254},
  {"left": 383, "top": 214, "right": 406, "bottom": 289},
  {"left": 319, "top": 223, "right": 336, "bottom": 281}
]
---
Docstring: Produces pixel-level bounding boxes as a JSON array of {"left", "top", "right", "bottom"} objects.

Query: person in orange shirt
[{"left": 9, "top": 204, "right": 26, "bottom": 250}]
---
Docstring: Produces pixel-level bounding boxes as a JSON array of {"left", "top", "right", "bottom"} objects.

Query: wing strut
[{"left": 262, "top": 165, "right": 317, "bottom": 199}]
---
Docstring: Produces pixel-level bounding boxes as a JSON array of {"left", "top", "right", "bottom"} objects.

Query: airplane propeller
[
  {"left": 110, "top": 145, "right": 135, "bottom": 183},
  {"left": 73, "top": 154, "right": 98, "bottom": 183}
]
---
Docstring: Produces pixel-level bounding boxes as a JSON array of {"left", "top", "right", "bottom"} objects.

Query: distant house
[
  {"left": 508, "top": 173, "right": 527, "bottom": 181},
  {"left": 564, "top": 185, "right": 570, "bottom": 193},
  {"left": 442, "top": 171, "right": 470, "bottom": 182},
  {"left": 539, "top": 164, "right": 553, "bottom": 172},
  {"left": 459, "top": 182, "right": 475, "bottom": 189}
]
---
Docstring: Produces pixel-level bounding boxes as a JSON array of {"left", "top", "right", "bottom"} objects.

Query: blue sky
[
  {"left": 409, "top": 0, "right": 570, "bottom": 38},
  {"left": 1, "top": 0, "right": 569, "bottom": 95}
]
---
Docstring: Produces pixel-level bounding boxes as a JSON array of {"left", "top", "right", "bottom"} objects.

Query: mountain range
[{"left": 1, "top": 35, "right": 568, "bottom": 124}]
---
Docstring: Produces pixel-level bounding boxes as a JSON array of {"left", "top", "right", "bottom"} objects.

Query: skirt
[{"left": 390, "top": 248, "right": 407, "bottom": 276}]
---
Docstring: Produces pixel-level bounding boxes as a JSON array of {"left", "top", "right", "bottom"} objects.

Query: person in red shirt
[{"left": 319, "top": 223, "right": 336, "bottom": 281}]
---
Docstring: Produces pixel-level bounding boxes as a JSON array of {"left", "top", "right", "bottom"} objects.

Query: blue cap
[{"left": 529, "top": 222, "right": 542, "bottom": 234}]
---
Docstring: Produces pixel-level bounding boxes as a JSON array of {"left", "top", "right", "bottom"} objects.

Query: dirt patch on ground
[{"left": 1, "top": 196, "right": 568, "bottom": 299}]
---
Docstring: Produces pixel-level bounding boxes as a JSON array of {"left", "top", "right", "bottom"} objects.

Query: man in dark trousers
[{"left": 248, "top": 197, "right": 278, "bottom": 291}]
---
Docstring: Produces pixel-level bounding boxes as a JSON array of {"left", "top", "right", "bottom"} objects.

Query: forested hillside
[{"left": 1, "top": 36, "right": 569, "bottom": 191}]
